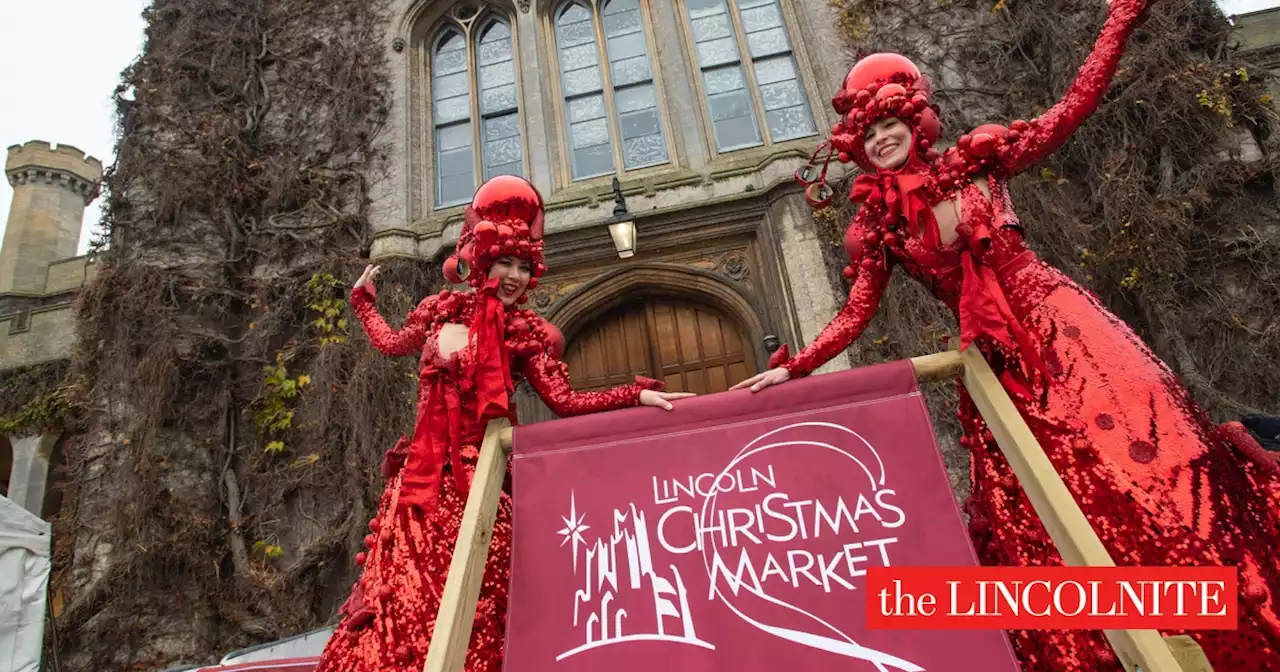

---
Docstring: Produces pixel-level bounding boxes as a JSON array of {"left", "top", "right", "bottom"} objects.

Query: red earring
[{"left": 443, "top": 256, "right": 470, "bottom": 284}]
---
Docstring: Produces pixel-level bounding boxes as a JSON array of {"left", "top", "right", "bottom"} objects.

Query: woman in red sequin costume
[
  {"left": 732, "top": 0, "right": 1280, "bottom": 668},
  {"left": 315, "top": 175, "right": 692, "bottom": 672}
]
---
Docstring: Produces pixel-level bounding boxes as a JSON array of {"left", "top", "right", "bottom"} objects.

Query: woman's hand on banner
[
  {"left": 639, "top": 389, "right": 695, "bottom": 411},
  {"left": 731, "top": 367, "right": 791, "bottom": 393}
]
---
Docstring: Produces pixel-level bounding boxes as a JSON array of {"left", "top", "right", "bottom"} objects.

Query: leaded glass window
[
  {"left": 554, "top": 0, "right": 668, "bottom": 181},
  {"left": 683, "top": 0, "right": 814, "bottom": 152},
  {"left": 431, "top": 13, "right": 524, "bottom": 208}
]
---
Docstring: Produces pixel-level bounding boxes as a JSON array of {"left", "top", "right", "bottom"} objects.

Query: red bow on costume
[
  {"left": 399, "top": 371, "right": 464, "bottom": 511},
  {"left": 850, "top": 171, "right": 939, "bottom": 249},
  {"left": 398, "top": 282, "right": 515, "bottom": 513},
  {"left": 957, "top": 220, "right": 1046, "bottom": 398}
]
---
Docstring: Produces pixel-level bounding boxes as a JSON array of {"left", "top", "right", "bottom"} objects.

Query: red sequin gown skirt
[
  {"left": 956, "top": 259, "right": 1280, "bottom": 671},
  {"left": 315, "top": 446, "right": 512, "bottom": 672}
]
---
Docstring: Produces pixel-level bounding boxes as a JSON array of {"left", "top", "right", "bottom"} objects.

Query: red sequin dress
[
  {"left": 314, "top": 285, "right": 658, "bottom": 672},
  {"left": 779, "top": 1, "right": 1280, "bottom": 669}
]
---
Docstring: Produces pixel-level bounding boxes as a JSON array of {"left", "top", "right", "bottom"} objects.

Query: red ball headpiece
[
  {"left": 831, "top": 53, "right": 941, "bottom": 172},
  {"left": 444, "top": 175, "right": 548, "bottom": 291}
]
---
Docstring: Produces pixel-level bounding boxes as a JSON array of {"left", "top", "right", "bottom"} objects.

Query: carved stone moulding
[{"left": 718, "top": 251, "right": 750, "bottom": 282}]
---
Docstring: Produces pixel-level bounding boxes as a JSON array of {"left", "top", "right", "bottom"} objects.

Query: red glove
[
  {"left": 339, "top": 580, "right": 375, "bottom": 630},
  {"left": 768, "top": 344, "right": 792, "bottom": 370},
  {"left": 380, "top": 436, "right": 411, "bottom": 480}
]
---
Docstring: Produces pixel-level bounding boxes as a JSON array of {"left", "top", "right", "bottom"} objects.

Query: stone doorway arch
[
  {"left": 547, "top": 264, "right": 766, "bottom": 357},
  {"left": 515, "top": 264, "right": 765, "bottom": 423}
]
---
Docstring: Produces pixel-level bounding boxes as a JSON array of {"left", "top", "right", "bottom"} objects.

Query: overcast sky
[
  {"left": 1, "top": 0, "right": 1276, "bottom": 256},
  {"left": 1, "top": 0, "right": 148, "bottom": 255}
]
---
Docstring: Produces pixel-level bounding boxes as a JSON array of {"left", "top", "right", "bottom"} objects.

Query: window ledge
[
  {"left": 382, "top": 138, "right": 840, "bottom": 259},
  {"left": 546, "top": 166, "right": 703, "bottom": 212},
  {"left": 707, "top": 137, "right": 819, "bottom": 180}
]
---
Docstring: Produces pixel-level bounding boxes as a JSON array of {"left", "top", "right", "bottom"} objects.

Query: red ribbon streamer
[
  {"left": 399, "top": 282, "right": 515, "bottom": 512},
  {"left": 399, "top": 375, "right": 463, "bottom": 511},
  {"left": 957, "top": 222, "right": 1046, "bottom": 397},
  {"left": 473, "top": 281, "right": 514, "bottom": 422}
]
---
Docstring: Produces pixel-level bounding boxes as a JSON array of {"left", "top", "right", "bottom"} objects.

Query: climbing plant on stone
[
  {"left": 822, "top": 0, "right": 1278, "bottom": 420},
  {"left": 53, "top": 0, "right": 444, "bottom": 669}
]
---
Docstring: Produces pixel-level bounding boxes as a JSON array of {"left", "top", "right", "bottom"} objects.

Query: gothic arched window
[
  {"left": 553, "top": 0, "right": 669, "bottom": 181},
  {"left": 432, "top": 12, "right": 523, "bottom": 208},
  {"left": 681, "top": 0, "right": 814, "bottom": 152}
]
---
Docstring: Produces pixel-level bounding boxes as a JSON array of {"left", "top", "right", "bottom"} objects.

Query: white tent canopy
[{"left": 0, "top": 494, "right": 51, "bottom": 672}]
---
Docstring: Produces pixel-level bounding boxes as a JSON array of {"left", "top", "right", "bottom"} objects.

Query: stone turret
[{"left": 1, "top": 141, "right": 103, "bottom": 294}]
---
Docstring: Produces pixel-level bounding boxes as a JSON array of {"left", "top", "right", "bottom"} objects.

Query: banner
[{"left": 507, "top": 360, "right": 1020, "bottom": 671}]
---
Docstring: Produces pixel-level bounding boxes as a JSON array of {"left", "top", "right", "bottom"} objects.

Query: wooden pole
[
  {"left": 423, "top": 418, "right": 514, "bottom": 672},
  {"left": 958, "top": 346, "right": 1187, "bottom": 672},
  {"left": 909, "top": 349, "right": 964, "bottom": 383},
  {"left": 1163, "top": 635, "right": 1215, "bottom": 672}
]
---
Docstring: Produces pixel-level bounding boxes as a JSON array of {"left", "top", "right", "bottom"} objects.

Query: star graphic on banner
[{"left": 557, "top": 491, "right": 590, "bottom": 573}]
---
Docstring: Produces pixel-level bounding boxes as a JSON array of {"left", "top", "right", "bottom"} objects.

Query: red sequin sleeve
[
  {"left": 782, "top": 219, "right": 892, "bottom": 378},
  {"left": 521, "top": 353, "right": 662, "bottom": 416},
  {"left": 1001, "top": 0, "right": 1148, "bottom": 174},
  {"left": 349, "top": 285, "right": 433, "bottom": 357}
]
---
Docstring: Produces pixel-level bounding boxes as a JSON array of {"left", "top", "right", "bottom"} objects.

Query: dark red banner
[{"left": 506, "top": 360, "right": 1020, "bottom": 671}]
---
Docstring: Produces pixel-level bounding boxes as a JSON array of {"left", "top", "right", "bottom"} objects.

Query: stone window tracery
[
  {"left": 680, "top": 0, "right": 815, "bottom": 152},
  {"left": 552, "top": 0, "right": 669, "bottom": 181},
  {"left": 431, "top": 7, "right": 524, "bottom": 208}
]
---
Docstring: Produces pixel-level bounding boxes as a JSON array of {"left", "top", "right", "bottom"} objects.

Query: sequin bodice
[
  {"left": 896, "top": 180, "right": 1037, "bottom": 313},
  {"left": 421, "top": 326, "right": 475, "bottom": 379},
  {"left": 348, "top": 285, "right": 660, "bottom": 512},
  {"left": 783, "top": 173, "right": 1051, "bottom": 389}
]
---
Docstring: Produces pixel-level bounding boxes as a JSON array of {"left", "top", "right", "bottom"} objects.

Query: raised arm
[
  {"left": 521, "top": 353, "right": 663, "bottom": 417},
  {"left": 350, "top": 283, "right": 433, "bottom": 357},
  {"left": 999, "top": 0, "right": 1149, "bottom": 174}
]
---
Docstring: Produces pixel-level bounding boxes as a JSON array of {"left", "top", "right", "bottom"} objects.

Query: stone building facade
[
  {"left": 4, "top": 0, "right": 1279, "bottom": 544},
  {"left": 1, "top": 0, "right": 856, "bottom": 521},
  {"left": 1234, "top": 6, "right": 1280, "bottom": 99},
  {"left": 368, "top": 0, "right": 863, "bottom": 425},
  {"left": 1, "top": 1, "right": 1276, "bottom": 667},
  {"left": 0, "top": 140, "right": 100, "bottom": 518}
]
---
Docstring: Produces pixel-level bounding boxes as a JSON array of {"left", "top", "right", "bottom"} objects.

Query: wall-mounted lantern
[{"left": 606, "top": 176, "right": 636, "bottom": 259}]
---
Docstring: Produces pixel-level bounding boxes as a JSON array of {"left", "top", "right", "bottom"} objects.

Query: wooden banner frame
[{"left": 422, "top": 347, "right": 1214, "bottom": 672}]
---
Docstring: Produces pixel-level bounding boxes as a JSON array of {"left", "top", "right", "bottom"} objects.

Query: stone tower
[{"left": 0, "top": 141, "right": 103, "bottom": 294}]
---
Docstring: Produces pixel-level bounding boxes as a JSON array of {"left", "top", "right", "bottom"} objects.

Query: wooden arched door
[{"left": 562, "top": 298, "right": 757, "bottom": 395}]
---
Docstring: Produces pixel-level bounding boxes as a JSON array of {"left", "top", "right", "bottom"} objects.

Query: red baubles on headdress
[
  {"left": 794, "top": 53, "right": 944, "bottom": 203},
  {"left": 444, "top": 175, "right": 549, "bottom": 291},
  {"left": 834, "top": 53, "right": 941, "bottom": 171}
]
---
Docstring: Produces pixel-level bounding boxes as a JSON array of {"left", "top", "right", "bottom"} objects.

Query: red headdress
[
  {"left": 793, "top": 53, "right": 947, "bottom": 248},
  {"left": 795, "top": 53, "right": 944, "bottom": 209},
  {"left": 831, "top": 53, "right": 941, "bottom": 171},
  {"left": 442, "top": 174, "right": 548, "bottom": 299}
]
